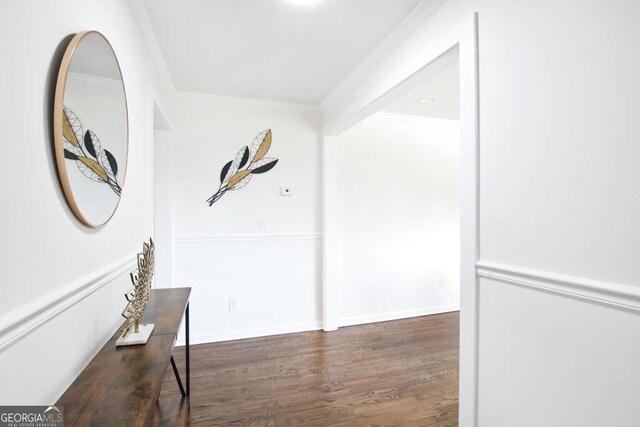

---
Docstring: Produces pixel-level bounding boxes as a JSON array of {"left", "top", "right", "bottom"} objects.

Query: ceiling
[
  {"left": 70, "top": 34, "right": 122, "bottom": 80},
  {"left": 143, "top": 0, "right": 422, "bottom": 104},
  {"left": 382, "top": 48, "right": 460, "bottom": 120}
]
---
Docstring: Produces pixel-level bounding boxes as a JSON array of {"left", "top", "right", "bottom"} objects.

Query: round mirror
[{"left": 54, "top": 31, "right": 128, "bottom": 227}]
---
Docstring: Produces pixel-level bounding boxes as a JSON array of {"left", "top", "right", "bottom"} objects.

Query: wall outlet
[
  {"left": 280, "top": 187, "right": 293, "bottom": 197},
  {"left": 439, "top": 279, "right": 446, "bottom": 289},
  {"left": 228, "top": 298, "right": 238, "bottom": 311},
  {"left": 259, "top": 218, "right": 267, "bottom": 231}
]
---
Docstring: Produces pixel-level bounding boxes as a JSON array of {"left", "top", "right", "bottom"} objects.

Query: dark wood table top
[{"left": 57, "top": 287, "right": 191, "bottom": 427}]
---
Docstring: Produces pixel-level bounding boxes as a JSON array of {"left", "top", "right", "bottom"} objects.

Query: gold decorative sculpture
[{"left": 117, "top": 238, "right": 155, "bottom": 346}]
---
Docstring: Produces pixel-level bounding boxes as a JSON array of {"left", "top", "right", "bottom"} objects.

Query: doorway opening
[
  {"left": 333, "top": 47, "right": 461, "bottom": 327},
  {"left": 322, "top": 14, "right": 479, "bottom": 426}
]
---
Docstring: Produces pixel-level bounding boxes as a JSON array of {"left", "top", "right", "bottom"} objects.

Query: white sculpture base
[{"left": 116, "top": 323, "right": 155, "bottom": 346}]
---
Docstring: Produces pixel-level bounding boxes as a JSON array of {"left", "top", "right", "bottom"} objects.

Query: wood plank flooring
[{"left": 162, "top": 312, "right": 459, "bottom": 426}]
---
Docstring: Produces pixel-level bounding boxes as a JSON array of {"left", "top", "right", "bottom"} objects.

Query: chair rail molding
[
  {"left": 476, "top": 260, "right": 640, "bottom": 312},
  {"left": 0, "top": 255, "right": 136, "bottom": 354},
  {"left": 173, "top": 233, "right": 321, "bottom": 244}
]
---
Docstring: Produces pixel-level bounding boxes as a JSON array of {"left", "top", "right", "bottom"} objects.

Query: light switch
[{"left": 280, "top": 187, "right": 293, "bottom": 197}]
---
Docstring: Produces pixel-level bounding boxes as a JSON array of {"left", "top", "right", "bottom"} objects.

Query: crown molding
[
  {"left": 319, "top": 0, "right": 447, "bottom": 112},
  {"left": 126, "top": 0, "right": 446, "bottom": 116},
  {"left": 173, "top": 90, "right": 321, "bottom": 114},
  {"left": 126, "top": 0, "right": 319, "bottom": 114},
  {"left": 126, "top": 0, "right": 175, "bottom": 91}
]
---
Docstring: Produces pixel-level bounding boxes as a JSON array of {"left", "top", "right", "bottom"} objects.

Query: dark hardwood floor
[{"left": 162, "top": 312, "right": 459, "bottom": 426}]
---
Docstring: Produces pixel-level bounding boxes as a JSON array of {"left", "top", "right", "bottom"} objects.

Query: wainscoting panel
[
  {"left": 0, "top": 255, "right": 135, "bottom": 354},
  {"left": 476, "top": 261, "right": 640, "bottom": 425},
  {"left": 477, "top": 274, "right": 640, "bottom": 427},
  {"left": 173, "top": 234, "right": 322, "bottom": 345},
  {"left": 0, "top": 256, "right": 136, "bottom": 405}
]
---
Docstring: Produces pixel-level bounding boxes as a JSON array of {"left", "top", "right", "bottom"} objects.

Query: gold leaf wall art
[{"left": 206, "top": 129, "right": 279, "bottom": 206}]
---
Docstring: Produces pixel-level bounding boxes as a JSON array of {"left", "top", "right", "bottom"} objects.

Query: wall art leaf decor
[
  {"left": 62, "top": 106, "right": 122, "bottom": 196},
  {"left": 206, "top": 129, "right": 278, "bottom": 206}
]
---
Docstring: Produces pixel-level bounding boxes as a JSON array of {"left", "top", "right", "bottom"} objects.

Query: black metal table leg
[
  {"left": 186, "top": 303, "right": 190, "bottom": 408},
  {"left": 170, "top": 303, "right": 191, "bottom": 408},
  {"left": 170, "top": 355, "right": 186, "bottom": 397}
]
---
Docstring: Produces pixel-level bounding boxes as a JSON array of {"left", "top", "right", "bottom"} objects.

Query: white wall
[
  {"left": 334, "top": 113, "right": 460, "bottom": 325},
  {"left": 476, "top": 1, "right": 640, "bottom": 425},
  {"left": 168, "top": 94, "right": 323, "bottom": 343},
  {"left": 322, "top": 0, "right": 640, "bottom": 426},
  {"left": 0, "top": 0, "right": 167, "bottom": 404},
  {"left": 477, "top": 278, "right": 640, "bottom": 427}
]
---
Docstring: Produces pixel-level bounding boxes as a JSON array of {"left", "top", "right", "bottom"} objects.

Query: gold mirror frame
[{"left": 54, "top": 30, "right": 129, "bottom": 227}]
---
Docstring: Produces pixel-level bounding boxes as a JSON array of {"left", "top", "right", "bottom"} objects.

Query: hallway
[{"left": 164, "top": 313, "right": 460, "bottom": 426}]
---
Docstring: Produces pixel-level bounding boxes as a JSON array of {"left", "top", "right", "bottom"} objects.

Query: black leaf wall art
[
  {"left": 206, "top": 129, "right": 279, "bottom": 206},
  {"left": 62, "top": 106, "right": 122, "bottom": 196}
]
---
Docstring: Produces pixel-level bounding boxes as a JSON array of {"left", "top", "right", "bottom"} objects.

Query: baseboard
[
  {"left": 0, "top": 255, "right": 135, "bottom": 354},
  {"left": 177, "top": 320, "right": 323, "bottom": 346},
  {"left": 476, "top": 260, "right": 640, "bottom": 313},
  {"left": 338, "top": 305, "right": 460, "bottom": 328}
]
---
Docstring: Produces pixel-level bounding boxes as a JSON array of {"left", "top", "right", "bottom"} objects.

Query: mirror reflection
[{"left": 55, "top": 31, "right": 128, "bottom": 227}]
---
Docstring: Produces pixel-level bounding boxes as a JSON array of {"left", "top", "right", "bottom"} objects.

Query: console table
[{"left": 57, "top": 287, "right": 191, "bottom": 426}]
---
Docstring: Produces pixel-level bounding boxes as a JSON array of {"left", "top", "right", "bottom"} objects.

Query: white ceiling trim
[
  {"left": 127, "top": 0, "right": 325, "bottom": 113},
  {"left": 174, "top": 90, "right": 321, "bottom": 114},
  {"left": 127, "top": 0, "right": 445, "bottom": 116},
  {"left": 126, "top": 0, "right": 175, "bottom": 91},
  {"left": 319, "top": 0, "right": 447, "bottom": 111}
]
